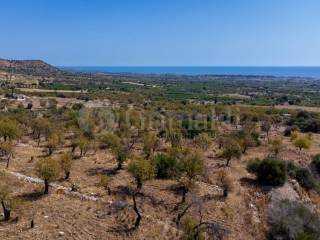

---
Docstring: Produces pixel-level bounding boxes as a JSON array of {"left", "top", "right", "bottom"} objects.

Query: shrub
[
  {"left": 247, "top": 159, "right": 261, "bottom": 174},
  {"left": 286, "top": 162, "right": 319, "bottom": 192},
  {"left": 293, "top": 135, "right": 312, "bottom": 151},
  {"left": 295, "top": 168, "right": 317, "bottom": 190},
  {"left": 269, "top": 136, "right": 283, "bottom": 156},
  {"left": 267, "top": 200, "right": 320, "bottom": 240},
  {"left": 287, "top": 111, "right": 320, "bottom": 133},
  {"left": 284, "top": 125, "right": 300, "bottom": 136},
  {"left": 247, "top": 157, "right": 286, "bottom": 186},
  {"left": 153, "top": 153, "right": 178, "bottom": 179}
]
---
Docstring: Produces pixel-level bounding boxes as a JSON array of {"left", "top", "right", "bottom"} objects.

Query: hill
[{"left": 0, "top": 58, "right": 63, "bottom": 76}]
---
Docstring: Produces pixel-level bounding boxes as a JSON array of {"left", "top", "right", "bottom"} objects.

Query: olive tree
[
  {"left": 100, "top": 130, "right": 139, "bottom": 170},
  {"left": 142, "top": 131, "right": 159, "bottom": 159},
  {"left": 127, "top": 156, "right": 155, "bottom": 190},
  {"left": 269, "top": 136, "right": 283, "bottom": 157},
  {"left": 35, "top": 158, "right": 60, "bottom": 194},
  {"left": 221, "top": 140, "right": 242, "bottom": 167},
  {"left": 0, "top": 142, "right": 14, "bottom": 168},
  {"left": 0, "top": 119, "right": 21, "bottom": 142},
  {"left": 59, "top": 153, "right": 73, "bottom": 180},
  {"left": 174, "top": 149, "right": 205, "bottom": 204},
  {"left": 293, "top": 135, "right": 312, "bottom": 152}
]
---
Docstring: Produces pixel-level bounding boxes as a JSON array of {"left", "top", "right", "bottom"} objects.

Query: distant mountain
[{"left": 0, "top": 59, "right": 63, "bottom": 76}]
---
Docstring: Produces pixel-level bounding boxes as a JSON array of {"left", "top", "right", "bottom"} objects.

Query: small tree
[
  {"left": 100, "top": 131, "right": 137, "bottom": 170},
  {"left": 221, "top": 140, "right": 242, "bottom": 166},
  {"left": 218, "top": 170, "right": 233, "bottom": 197},
  {"left": 77, "top": 136, "right": 91, "bottom": 157},
  {"left": 47, "top": 133, "right": 61, "bottom": 156},
  {"left": 0, "top": 173, "right": 14, "bottom": 221},
  {"left": 0, "top": 142, "right": 14, "bottom": 168},
  {"left": 59, "top": 153, "right": 73, "bottom": 180},
  {"left": 194, "top": 132, "right": 212, "bottom": 151},
  {"left": 0, "top": 120, "right": 21, "bottom": 142},
  {"left": 35, "top": 158, "right": 60, "bottom": 194},
  {"left": 127, "top": 156, "right": 155, "bottom": 190},
  {"left": 293, "top": 135, "right": 312, "bottom": 152},
  {"left": 142, "top": 131, "right": 159, "bottom": 159},
  {"left": 290, "top": 130, "right": 299, "bottom": 141},
  {"left": 261, "top": 120, "right": 271, "bottom": 141},
  {"left": 175, "top": 149, "right": 205, "bottom": 204},
  {"left": 269, "top": 136, "right": 283, "bottom": 157}
]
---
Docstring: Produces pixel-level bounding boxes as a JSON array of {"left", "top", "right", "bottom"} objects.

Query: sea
[{"left": 60, "top": 66, "right": 320, "bottom": 79}]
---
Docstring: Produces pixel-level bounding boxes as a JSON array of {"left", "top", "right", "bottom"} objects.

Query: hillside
[{"left": 0, "top": 59, "right": 63, "bottom": 76}]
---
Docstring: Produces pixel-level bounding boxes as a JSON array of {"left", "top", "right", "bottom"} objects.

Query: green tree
[
  {"left": 293, "top": 135, "right": 312, "bottom": 152},
  {"left": 221, "top": 140, "right": 242, "bottom": 166},
  {"left": 261, "top": 120, "right": 271, "bottom": 141},
  {"left": 59, "top": 153, "right": 73, "bottom": 180},
  {"left": 174, "top": 149, "right": 205, "bottom": 204},
  {"left": 142, "top": 131, "right": 159, "bottom": 159},
  {"left": 100, "top": 131, "right": 138, "bottom": 170},
  {"left": 47, "top": 131, "right": 63, "bottom": 156},
  {"left": 0, "top": 119, "right": 21, "bottom": 142},
  {"left": 127, "top": 156, "right": 155, "bottom": 190},
  {"left": 269, "top": 136, "right": 283, "bottom": 156},
  {"left": 0, "top": 142, "right": 14, "bottom": 168},
  {"left": 35, "top": 158, "right": 60, "bottom": 194}
]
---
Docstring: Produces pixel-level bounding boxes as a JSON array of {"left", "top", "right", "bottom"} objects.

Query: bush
[
  {"left": 247, "top": 159, "right": 261, "bottom": 174},
  {"left": 153, "top": 153, "right": 178, "bottom": 179},
  {"left": 286, "top": 162, "right": 319, "bottom": 191},
  {"left": 267, "top": 200, "right": 320, "bottom": 240},
  {"left": 295, "top": 168, "right": 317, "bottom": 190},
  {"left": 247, "top": 157, "right": 286, "bottom": 186},
  {"left": 284, "top": 125, "right": 300, "bottom": 137},
  {"left": 287, "top": 111, "right": 320, "bottom": 133}
]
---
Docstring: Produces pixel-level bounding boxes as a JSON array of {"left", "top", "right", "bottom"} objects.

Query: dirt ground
[{"left": 0, "top": 127, "right": 319, "bottom": 240}]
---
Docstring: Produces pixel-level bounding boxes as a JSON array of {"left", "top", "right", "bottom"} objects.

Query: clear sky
[{"left": 1, "top": 0, "right": 320, "bottom": 66}]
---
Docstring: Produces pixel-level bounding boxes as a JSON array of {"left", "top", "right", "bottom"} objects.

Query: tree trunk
[
  {"left": 226, "top": 157, "right": 231, "bottom": 167},
  {"left": 44, "top": 179, "right": 49, "bottom": 194},
  {"left": 132, "top": 193, "right": 141, "bottom": 229},
  {"left": 180, "top": 187, "right": 187, "bottom": 205},
  {"left": 6, "top": 156, "right": 10, "bottom": 169},
  {"left": 136, "top": 178, "right": 142, "bottom": 190},
  {"left": 176, "top": 203, "right": 192, "bottom": 227},
  {"left": 116, "top": 162, "right": 122, "bottom": 171},
  {"left": 1, "top": 200, "right": 10, "bottom": 221},
  {"left": 223, "top": 187, "right": 228, "bottom": 197}
]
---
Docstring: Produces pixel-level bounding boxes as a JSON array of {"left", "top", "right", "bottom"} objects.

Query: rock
[
  {"left": 270, "top": 183, "right": 299, "bottom": 202},
  {"left": 58, "top": 231, "right": 65, "bottom": 236}
]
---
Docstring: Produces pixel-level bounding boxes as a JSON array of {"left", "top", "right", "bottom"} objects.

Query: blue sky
[{"left": 1, "top": 0, "right": 320, "bottom": 66}]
